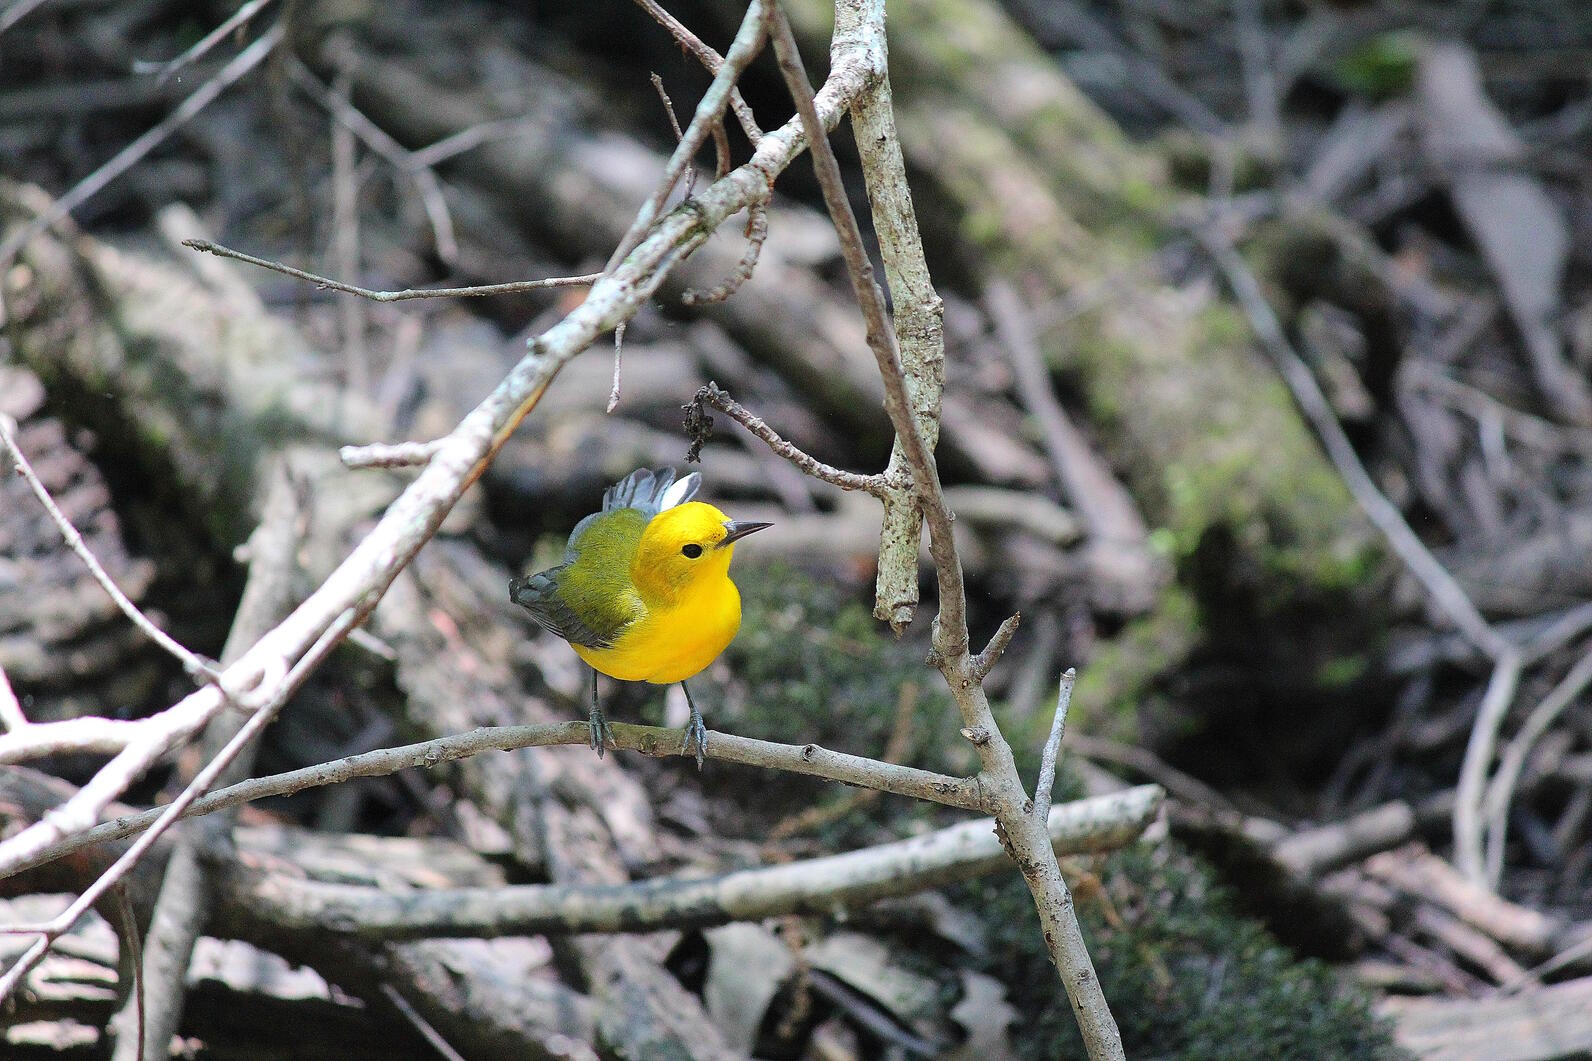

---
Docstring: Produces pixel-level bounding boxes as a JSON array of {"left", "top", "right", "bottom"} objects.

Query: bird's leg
[
  {"left": 588, "top": 667, "right": 612, "bottom": 757},
  {"left": 679, "top": 680, "right": 707, "bottom": 770}
]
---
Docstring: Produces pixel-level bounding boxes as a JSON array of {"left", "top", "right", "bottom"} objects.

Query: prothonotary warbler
[{"left": 509, "top": 468, "right": 770, "bottom": 767}]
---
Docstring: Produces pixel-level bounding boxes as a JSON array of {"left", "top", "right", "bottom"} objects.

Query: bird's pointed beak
[{"left": 719, "top": 520, "right": 772, "bottom": 547}]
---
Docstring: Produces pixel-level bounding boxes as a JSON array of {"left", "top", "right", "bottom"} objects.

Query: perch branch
[{"left": 6, "top": 721, "right": 991, "bottom": 877}]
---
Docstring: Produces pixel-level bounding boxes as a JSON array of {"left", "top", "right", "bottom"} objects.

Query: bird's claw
[
  {"left": 588, "top": 708, "right": 613, "bottom": 758},
  {"left": 682, "top": 710, "right": 707, "bottom": 771}
]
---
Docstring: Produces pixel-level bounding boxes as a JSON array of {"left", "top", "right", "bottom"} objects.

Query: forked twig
[
  {"left": 688, "top": 383, "right": 887, "bottom": 495},
  {"left": 632, "top": 0, "right": 763, "bottom": 143}
]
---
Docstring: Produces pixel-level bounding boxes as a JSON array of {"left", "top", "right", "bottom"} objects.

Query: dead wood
[
  {"left": 1383, "top": 976, "right": 1592, "bottom": 1061},
  {"left": 0, "top": 187, "right": 723, "bottom": 1058}
]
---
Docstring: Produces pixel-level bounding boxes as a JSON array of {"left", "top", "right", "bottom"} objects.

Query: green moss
[
  {"left": 955, "top": 843, "right": 1405, "bottom": 1061},
  {"left": 719, "top": 563, "right": 970, "bottom": 839},
  {"left": 1315, "top": 653, "right": 1369, "bottom": 690},
  {"left": 1330, "top": 33, "right": 1420, "bottom": 100}
]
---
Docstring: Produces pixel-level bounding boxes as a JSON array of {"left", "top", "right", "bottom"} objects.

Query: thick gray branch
[{"left": 223, "top": 786, "right": 1162, "bottom": 939}]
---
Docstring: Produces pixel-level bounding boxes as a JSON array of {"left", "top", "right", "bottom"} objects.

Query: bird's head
[{"left": 632, "top": 501, "right": 770, "bottom": 602}]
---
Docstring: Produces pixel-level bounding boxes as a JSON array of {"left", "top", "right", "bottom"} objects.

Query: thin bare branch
[
  {"left": 406, "top": 119, "right": 529, "bottom": 169},
  {"left": 5, "top": 721, "right": 990, "bottom": 878},
  {"left": 0, "top": 22, "right": 284, "bottom": 265},
  {"left": 767, "top": 6, "right": 961, "bottom": 640},
  {"left": 0, "top": 415, "right": 220, "bottom": 683},
  {"left": 986, "top": 281, "right": 1151, "bottom": 549},
  {"left": 0, "top": 0, "right": 52, "bottom": 36},
  {"left": 682, "top": 201, "right": 768, "bottom": 305},
  {"left": 1034, "top": 669, "right": 1076, "bottom": 823},
  {"left": 328, "top": 67, "right": 370, "bottom": 393},
  {"left": 777, "top": 5, "right": 1121, "bottom": 1053},
  {"left": 107, "top": 466, "right": 304, "bottom": 1061},
  {"left": 710, "top": 118, "right": 732, "bottom": 178},
  {"left": 0, "top": 7, "right": 885, "bottom": 1008},
  {"left": 0, "top": 609, "right": 358, "bottom": 1003},
  {"left": 111, "top": 886, "right": 144, "bottom": 1060},
  {"left": 688, "top": 382, "right": 887, "bottom": 495},
  {"left": 183, "top": 238, "right": 598, "bottom": 301},
  {"left": 632, "top": 0, "right": 763, "bottom": 144},
  {"left": 650, "top": 72, "right": 694, "bottom": 194},
  {"left": 603, "top": 0, "right": 769, "bottom": 274},
  {"left": 0, "top": 716, "right": 152, "bottom": 764},
  {"left": 133, "top": 0, "right": 277, "bottom": 85},
  {"left": 1483, "top": 645, "right": 1592, "bottom": 884},
  {"left": 380, "top": 984, "right": 469, "bottom": 1061}
]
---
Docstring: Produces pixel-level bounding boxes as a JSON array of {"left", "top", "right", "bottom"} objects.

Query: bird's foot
[
  {"left": 588, "top": 705, "right": 613, "bottom": 758},
  {"left": 682, "top": 706, "right": 707, "bottom": 771}
]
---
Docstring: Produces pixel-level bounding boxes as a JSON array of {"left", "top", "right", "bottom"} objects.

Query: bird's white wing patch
[{"left": 657, "top": 472, "right": 701, "bottom": 510}]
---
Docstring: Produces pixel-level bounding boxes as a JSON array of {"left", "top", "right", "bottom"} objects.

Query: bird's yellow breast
[{"left": 573, "top": 577, "right": 742, "bottom": 684}]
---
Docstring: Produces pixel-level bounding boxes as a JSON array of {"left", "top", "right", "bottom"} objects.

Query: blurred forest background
[{"left": 4, "top": 0, "right": 1592, "bottom": 1057}]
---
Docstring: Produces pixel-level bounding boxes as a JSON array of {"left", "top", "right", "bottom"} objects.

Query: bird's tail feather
[{"left": 603, "top": 467, "right": 700, "bottom": 515}]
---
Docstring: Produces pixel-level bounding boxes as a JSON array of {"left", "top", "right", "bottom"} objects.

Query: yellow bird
[{"left": 509, "top": 468, "right": 770, "bottom": 766}]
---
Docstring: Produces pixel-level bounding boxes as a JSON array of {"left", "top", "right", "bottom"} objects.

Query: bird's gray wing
[{"left": 508, "top": 566, "right": 623, "bottom": 649}]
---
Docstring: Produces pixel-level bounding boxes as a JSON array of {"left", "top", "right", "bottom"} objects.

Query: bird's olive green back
[{"left": 550, "top": 506, "right": 648, "bottom": 646}]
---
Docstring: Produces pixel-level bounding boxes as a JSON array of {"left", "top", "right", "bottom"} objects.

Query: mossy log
[{"left": 779, "top": 0, "right": 1385, "bottom": 739}]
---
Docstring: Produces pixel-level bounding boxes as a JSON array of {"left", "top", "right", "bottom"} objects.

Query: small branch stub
[
  {"left": 1034, "top": 668, "right": 1076, "bottom": 824},
  {"left": 973, "top": 613, "right": 1022, "bottom": 681}
]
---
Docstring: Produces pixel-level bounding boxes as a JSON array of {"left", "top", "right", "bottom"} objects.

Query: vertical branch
[
  {"left": 773, "top": 3, "right": 1125, "bottom": 1056},
  {"left": 846, "top": 27, "right": 945, "bottom": 632}
]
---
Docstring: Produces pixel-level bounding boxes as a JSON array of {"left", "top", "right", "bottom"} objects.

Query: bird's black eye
[{"left": 681, "top": 543, "right": 704, "bottom": 559}]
